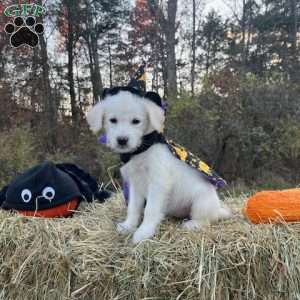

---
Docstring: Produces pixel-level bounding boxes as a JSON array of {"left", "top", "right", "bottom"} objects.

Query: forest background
[{"left": 0, "top": 0, "right": 299, "bottom": 192}]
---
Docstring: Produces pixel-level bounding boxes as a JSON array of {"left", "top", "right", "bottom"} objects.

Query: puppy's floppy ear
[
  {"left": 101, "top": 88, "right": 110, "bottom": 99},
  {"left": 144, "top": 91, "right": 163, "bottom": 108},
  {"left": 142, "top": 99, "right": 165, "bottom": 133},
  {"left": 86, "top": 101, "right": 106, "bottom": 133}
]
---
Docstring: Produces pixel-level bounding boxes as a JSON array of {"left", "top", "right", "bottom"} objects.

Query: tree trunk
[
  {"left": 66, "top": 1, "right": 79, "bottom": 126},
  {"left": 108, "top": 43, "right": 113, "bottom": 88},
  {"left": 39, "top": 25, "right": 57, "bottom": 148},
  {"left": 30, "top": 48, "right": 39, "bottom": 110},
  {"left": 166, "top": 0, "right": 178, "bottom": 100},
  {"left": 67, "top": 31, "right": 77, "bottom": 125},
  {"left": 90, "top": 32, "right": 103, "bottom": 103},
  {"left": 86, "top": 38, "right": 95, "bottom": 100},
  {"left": 191, "top": 0, "right": 196, "bottom": 98},
  {"left": 245, "top": 1, "right": 253, "bottom": 67},
  {"left": 241, "top": 0, "right": 247, "bottom": 67},
  {"left": 146, "top": 0, "right": 176, "bottom": 98},
  {"left": 85, "top": 29, "right": 103, "bottom": 103},
  {"left": 205, "top": 38, "right": 211, "bottom": 75},
  {"left": 289, "top": 0, "right": 298, "bottom": 82}
]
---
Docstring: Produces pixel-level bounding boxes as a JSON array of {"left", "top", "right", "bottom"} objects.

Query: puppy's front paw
[
  {"left": 117, "top": 221, "right": 136, "bottom": 235},
  {"left": 182, "top": 220, "right": 203, "bottom": 231},
  {"left": 132, "top": 226, "right": 155, "bottom": 244}
]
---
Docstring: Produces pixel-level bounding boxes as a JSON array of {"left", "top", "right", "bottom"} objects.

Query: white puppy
[{"left": 87, "top": 90, "right": 231, "bottom": 244}]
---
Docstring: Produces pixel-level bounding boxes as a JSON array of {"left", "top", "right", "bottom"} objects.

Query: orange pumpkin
[{"left": 243, "top": 189, "right": 300, "bottom": 224}]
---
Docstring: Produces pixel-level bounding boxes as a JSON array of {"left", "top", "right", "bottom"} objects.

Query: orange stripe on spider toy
[
  {"left": 18, "top": 198, "right": 79, "bottom": 218},
  {"left": 243, "top": 188, "right": 300, "bottom": 224}
]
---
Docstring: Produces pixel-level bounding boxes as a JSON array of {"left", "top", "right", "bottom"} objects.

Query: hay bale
[{"left": 0, "top": 194, "right": 300, "bottom": 300}]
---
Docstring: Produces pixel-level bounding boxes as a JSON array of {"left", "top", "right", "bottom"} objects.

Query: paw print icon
[{"left": 4, "top": 16, "right": 44, "bottom": 48}]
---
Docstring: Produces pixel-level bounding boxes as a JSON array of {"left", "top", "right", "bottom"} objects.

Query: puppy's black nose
[{"left": 117, "top": 137, "right": 128, "bottom": 146}]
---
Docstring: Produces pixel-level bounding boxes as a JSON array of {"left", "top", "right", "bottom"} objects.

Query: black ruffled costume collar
[{"left": 120, "top": 131, "right": 165, "bottom": 163}]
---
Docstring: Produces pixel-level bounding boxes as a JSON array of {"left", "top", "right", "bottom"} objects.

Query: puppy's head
[{"left": 86, "top": 88, "right": 165, "bottom": 153}]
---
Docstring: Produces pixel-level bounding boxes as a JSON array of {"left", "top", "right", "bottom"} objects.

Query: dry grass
[{"left": 1, "top": 193, "right": 300, "bottom": 300}]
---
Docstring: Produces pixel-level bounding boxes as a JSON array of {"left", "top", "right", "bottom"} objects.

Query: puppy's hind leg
[{"left": 182, "top": 188, "right": 231, "bottom": 231}]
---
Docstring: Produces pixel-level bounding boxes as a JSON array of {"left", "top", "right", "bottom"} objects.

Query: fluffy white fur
[{"left": 86, "top": 91, "right": 231, "bottom": 244}]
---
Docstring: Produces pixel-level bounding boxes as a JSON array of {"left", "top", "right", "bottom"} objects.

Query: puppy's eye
[
  {"left": 110, "top": 118, "right": 118, "bottom": 124},
  {"left": 132, "top": 119, "right": 141, "bottom": 125}
]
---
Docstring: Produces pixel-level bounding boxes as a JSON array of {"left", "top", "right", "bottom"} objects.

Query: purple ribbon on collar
[
  {"left": 97, "top": 133, "right": 129, "bottom": 205},
  {"left": 162, "top": 100, "right": 168, "bottom": 112},
  {"left": 98, "top": 134, "right": 107, "bottom": 144},
  {"left": 122, "top": 181, "right": 129, "bottom": 205}
]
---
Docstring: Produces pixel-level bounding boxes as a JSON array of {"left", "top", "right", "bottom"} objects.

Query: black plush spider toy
[{"left": 0, "top": 161, "right": 111, "bottom": 217}]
